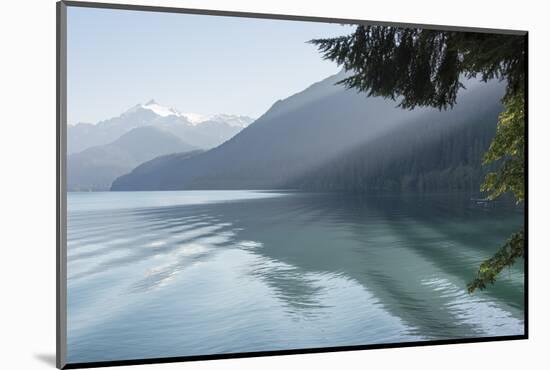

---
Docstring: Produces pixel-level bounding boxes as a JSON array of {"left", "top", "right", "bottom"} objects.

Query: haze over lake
[{"left": 67, "top": 190, "right": 524, "bottom": 363}]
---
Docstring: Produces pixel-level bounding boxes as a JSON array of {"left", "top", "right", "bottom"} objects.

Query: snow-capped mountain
[
  {"left": 131, "top": 99, "right": 183, "bottom": 117},
  {"left": 208, "top": 114, "right": 255, "bottom": 128},
  {"left": 180, "top": 112, "right": 210, "bottom": 125},
  {"left": 68, "top": 100, "right": 255, "bottom": 154},
  {"left": 126, "top": 100, "right": 254, "bottom": 127}
]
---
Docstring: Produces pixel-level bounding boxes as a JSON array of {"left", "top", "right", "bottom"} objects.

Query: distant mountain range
[
  {"left": 112, "top": 71, "right": 505, "bottom": 192},
  {"left": 68, "top": 126, "right": 201, "bottom": 191},
  {"left": 68, "top": 100, "right": 254, "bottom": 154},
  {"left": 67, "top": 101, "right": 253, "bottom": 191}
]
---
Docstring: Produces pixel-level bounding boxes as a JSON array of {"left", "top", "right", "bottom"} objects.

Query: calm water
[{"left": 66, "top": 191, "right": 524, "bottom": 363}]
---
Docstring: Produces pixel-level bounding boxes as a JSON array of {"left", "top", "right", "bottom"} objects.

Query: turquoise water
[{"left": 66, "top": 190, "right": 524, "bottom": 363}]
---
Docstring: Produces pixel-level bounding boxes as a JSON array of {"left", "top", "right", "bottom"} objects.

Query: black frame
[{"left": 56, "top": 1, "right": 529, "bottom": 369}]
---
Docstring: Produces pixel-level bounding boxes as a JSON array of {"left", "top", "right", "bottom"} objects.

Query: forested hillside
[{"left": 288, "top": 103, "right": 500, "bottom": 193}]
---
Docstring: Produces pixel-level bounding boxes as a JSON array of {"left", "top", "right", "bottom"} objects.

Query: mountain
[
  {"left": 291, "top": 108, "right": 498, "bottom": 193},
  {"left": 107, "top": 151, "right": 205, "bottom": 191},
  {"left": 111, "top": 72, "right": 505, "bottom": 192},
  {"left": 67, "top": 126, "right": 198, "bottom": 191},
  {"left": 68, "top": 100, "right": 254, "bottom": 154},
  {"left": 206, "top": 114, "right": 254, "bottom": 128}
]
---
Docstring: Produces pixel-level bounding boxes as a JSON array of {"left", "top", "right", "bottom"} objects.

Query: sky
[{"left": 67, "top": 7, "right": 352, "bottom": 124}]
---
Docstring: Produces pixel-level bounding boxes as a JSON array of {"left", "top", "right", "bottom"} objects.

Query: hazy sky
[{"left": 67, "top": 7, "right": 352, "bottom": 124}]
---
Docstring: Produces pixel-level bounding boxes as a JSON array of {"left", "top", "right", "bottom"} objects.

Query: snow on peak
[
  {"left": 180, "top": 113, "right": 255, "bottom": 127},
  {"left": 125, "top": 100, "right": 254, "bottom": 127},
  {"left": 209, "top": 114, "right": 255, "bottom": 128},
  {"left": 181, "top": 112, "right": 211, "bottom": 125},
  {"left": 140, "top": 100, "right": 182, "bottom": 117}
]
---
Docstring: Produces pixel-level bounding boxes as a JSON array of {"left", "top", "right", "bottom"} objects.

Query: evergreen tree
[{"left": 310, "top": 26, "right": 526, "bottom": 292}]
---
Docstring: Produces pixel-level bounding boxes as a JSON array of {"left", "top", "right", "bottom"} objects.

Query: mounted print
[{"left": 56, "top": 1, "right": 528, "bottom": 368}]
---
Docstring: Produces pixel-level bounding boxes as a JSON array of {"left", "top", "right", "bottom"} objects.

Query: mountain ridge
[
  {"left": 68, "top": 126, "right": 197, "bottom": 191},
  {"left": 111, "top": 72, "right": 505, "bottom": 192},
  {"left": 68, "top": 101, "right": 255, "bottom": 154}
]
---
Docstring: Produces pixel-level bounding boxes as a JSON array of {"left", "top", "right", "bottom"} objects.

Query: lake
[{"left": 66, "top": 190, "right": 525, "bottom": 363}]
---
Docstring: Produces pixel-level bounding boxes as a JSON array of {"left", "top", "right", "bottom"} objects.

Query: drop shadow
[{"left": 34, "top": 353, "right": 56, "bottom": 367}]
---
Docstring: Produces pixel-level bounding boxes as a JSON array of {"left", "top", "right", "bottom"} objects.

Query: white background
[{"left": 1, "top": 0, "right": 547, "bottom": 369}]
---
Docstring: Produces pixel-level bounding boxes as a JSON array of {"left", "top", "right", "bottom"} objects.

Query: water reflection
[{"left": 67, "top": 191, "right": 524, "bottom": 363}]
